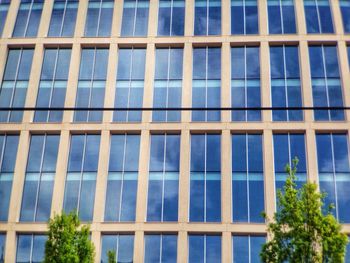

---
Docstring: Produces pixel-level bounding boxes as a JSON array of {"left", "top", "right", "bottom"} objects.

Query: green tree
[
  {"left": 261, "top": 158, "right": 348, "bottom": 263},
  {"left": 44, "top": 212, "right": 95, "bottom": 263},
  {"left": 107, "top": 250, "right": 116, "bottom": 263}
]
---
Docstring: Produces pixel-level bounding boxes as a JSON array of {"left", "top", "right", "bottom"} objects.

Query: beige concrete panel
[
  {"left": 263, "top": 129, "right": 275, "bottom": 219},
  {"left": 177, "top": 231, "right": 188, "bottom": 263},
  {"left": 4, "top": 230, "right": 15, "bottom": 263},
  {"left": 185, "top": 0, "right": 194, "bottom": 36},
  {"left": 222, "top": 0, "right": 230, "bottom": 36},
  {"left": 299, "top": 41, "right": 313, "bottom": 122},
  {"left": 181, "top": 43, "right": 192, "bottom": 123},
  {"left": 305, "top": 129, "right": 319, "bottom": 185},
  {"left": 260, "top": 41, "right": 271, "bottom": 122},
  {"left": 178, "top": 129, "right": 190, "bottom": 222},
  {"left": 222, "top": 231, "right": 232, "bottom": 263},
  {"left": 63, "top": 43, "right": 81, "bottom": 123},
  {"left": 148, "top": 0, "right": 158, "bottom": 37},
  {"left": 103, "top": 44, "right": 118, "bottom": 123},
  {"left": 294, "top": 0, "right": 307, "bottom": 35},
  {"left": 133, "top": 231, "right": 144, "bottom": 263},
  {"left": 0, "top": 45, "right": 7, "bottom": 83},
  {"left": 338, "top": 41, "right": 350, "bottom": 121},
  {"left": 258, "top": 0, "right": 268, "bottom": 35},
  {"left": 1, "top": 0, "right": 20, "bottom": 39},
  {"left": 8, "top": 131, "right": 30, "bottom": 223},
  {"left": 38, "top": 0, "right": 54, "bottom": 38},
  {"left": 142, "top": 43, "right": 155, "bottom": 123},
  {"left": 135, "top": 130, "right": 150, "bottom": 222},
  {"left": 93, "top": 130, "right": 110, "bottom": 223},
  {"left": 221, "top": 130, "right": 231, "bottom": 223},
  {"left": 74, "top": 0, "right": 88, "bottom": 38},
  {"left": 111, "top": 0, "right": 122, "bottom": 37},
  {"left": 50, "top": 130, "right": 70, "bottom": 215},
  {"left": 330, "top": 0, "right": 344, "bottom": 35},
  {"left": 221, "top": 42, "right": 231, "bottom": 122},
  {"left": 91, "top": 230, "right": 101, "bottom": 263}
]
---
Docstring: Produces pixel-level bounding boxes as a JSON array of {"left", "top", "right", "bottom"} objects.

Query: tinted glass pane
[
  {"left": 231, "top": 0, "right": 258, "bottom": 34},
  {"left": 0, "top": 234, "right": 5, "bottom": 262},
  {"left": 101, "top": 235, "right": 134, "bottom": 263},
  {"left": 121, "top": 0, "right": 149, "bottom": 36}
]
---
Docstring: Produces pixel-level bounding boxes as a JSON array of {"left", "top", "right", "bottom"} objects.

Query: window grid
[
  {"left": 304, "top": 0, "right": 334, "bottom": 34},
  {"left": 48, "top": 0, "right": 78, "bottom": 37},
  {"left": 340, "top": 0, "right": 350, "bottom": 33},
  {"left": 267, "top": 0, "right": 296, "bottom": 34},
  {"left": 144, "top": 234, "right": 177, "bottom": 263},
  {"left": 121, "top": 0, "right": 149, "bottom": 37},
  {"left": 16, "top": 234, "right": 47, "bottom": 263},
  {"left": 100, "top": 234, "right": 134, "bottom": 263},
  {"left": 231, "top": 0, "right": 258, "bottom": 35},
  {"left": 157, "top": 0, "right": 185, "bottom": 36},
  {"left": 0, "top": 0, "right": 10, "bottom": 36},
  {"left": 84, "top": 0, "right": 113, "bottom": 37},
  {"left": 194, "top": 0, "right": 221, "bottom": 36},
  {"left": 232, "top": 235, "right": 265, "bottom": 263}
]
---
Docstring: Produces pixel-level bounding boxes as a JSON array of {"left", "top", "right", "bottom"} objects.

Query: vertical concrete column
[
  {"left": 258, "top": 0, "right": 268, "bottom": 35},
  {"left": 299, "top": 41, "right": 313, "bottom": 122},
  {"left": 221, "top": 42, "right": 231, "bottom": 123},
  {"left": 23, "top": 43, "right": 44, "bottom": 123},
  {"left": 0, "top": 45, "right": 7, "bottom": 82},
  {"left": 37, "top": 0, "right": 54, "bottom": 38},
  {"left": 294, "top": 0, "right": 307, "bottom": 35},
  {"left": 112, "top": 0, "right": 123, "bottom": 37},
  {"left": 142, "top": 43, "right": 155, "bottom": 123},
  {"left": 103, "top": 44, "right": 118, "bottom": 123},
  {"left": 93, "top": 130, "right": 110, "bottom": 223},
  {"left": 330, "top": 0, "right": 344, "bottom": 35},
  {"left": 92, "top": 231, "right": 101, "bottom": 263},
  {"left": 1, "top": 0, "right": 20, "bottom": 38},
  {"left": 178, "top": 129, "right": 190, "bottom": 222},
  {"left": 260, "top": 41, "right": 271, "bottom": 122},
  {"left": 221, "top": 0, "right": 230, "bottom": 36},
  {"left": 263, "top": 129, "right": 275, "bottom": 220},
  {"left": 306, "top": 129, "right": 319, "bottom": 184},
  {"left": 177, "top": 231, "right": 188, "bottom": 263},
  {"left": 148, "top": 0, "right": 159, "bottom": 37},
  {"left": 338, "top": 41, "right": 350, "bottom": 121},
  {"left": 74, "top": 0, "right": 88, "bottom": 38},
  {"left": 185, "top": 0, "right": 194, "bottom": 36},
  {"left": 63, "top": 43, "right": 81, "bottom": 123},
  {"left": 222, "top": 231, "right": 232, "bottom": 263},
  {"left": 181, "top": 43, "right": 192, "bottom": 123},
  {"left": 221, "top": 129, "right": 231, "bottom": 223},
  {"left": 133, "top": 231, "right": 144, "bottom": 263},
  {"left": 8, "top": 130, "right": 30, "bottom": 222},
  {"left": 51, "top": 130, "right": 70, "bottom": 215},
  {"left": 4, "top": 230, "right": 16, "bottom": 263}
]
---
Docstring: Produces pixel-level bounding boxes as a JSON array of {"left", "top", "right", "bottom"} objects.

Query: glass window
[
  {"left": 34, "top": 48, "right": 71, "bottom": 122},
  {"left": 114, "top": 48, "right": 146, "bottom": 122},
  {"left": 231, "top": 46, "right": 260, "bottom": 121},
  {"left": 192, "top": 47, "right": 221, "bottom": 122},
  {"left": 13, "top": 0, "right": 44, "bottom": 37},
  {"left": 147, "top": 134, "right": 180, "bottom": 222},
  {"left": 190, "top": 134, "right": 221, "bottom": 222},
  {"left": 144, "top": 234, "right": 177, "bottom": 263},
  {"left": 0, "top": 134, "right": 19, "bottom": 221},
  {"left": 153, "top": 48, "right": 183, "bottom": 122},
  {"left": 105, "top": 134, "right": 140, "bottom": 222},
  {"left": 48, "top": 0, "right": 78, "bottom": 37},
  {"left": 188, "top": 234, "right": 221, "bottom": 263},
  {"left": 100, "top": 234, "right": 134, "bottom": 263},
  {"left": 309, "top": 45, "right": 344, "bottom": 121},
  {"left": 0, "top": 48, "right": 34, "bottom": 123},
  {"left": 231, "top": 0, "right": 258, "bottom": 35},
  {"left": 63, "top": 134, "right": 100, "bottom": 221},
  {"left": 346, "top": 236, "right": 350, "bottom": 263},
  {"left": 0, "top": 0, "right": 10, "bottom": 37},
  {"left": 340, "top": 0, "right": 350, "bottom": 33},
  {"left": 232, "top": 134, "right": 264, "bottom": 223},
  {"left": 0, "top": 234, "right": 5, "bottom": 263},
  {"left": 304, "top": 0, "right": 334, "bottom": 33},
  {"left": 20, "top": 134, "right": 59, "bottom": 222},
  {"left": 273, "top": 133, "right": 307, "bottom": 197},
  {"left": 270, "top": 45, "right": 302, "bottom": 121},
  {"left": 121, "top": 0, "right": 149, "bottom": 36},
  {"left": 85, "top": 0, "right": 113, "bottom": 37},
  {"left": 16, "top": 234, "right": 47, "bottom": 263},
  {"left": 348, "top": 46, "right": 350, "bottom": 68},
  {"left": 268, "top": 0, "right": 296, "bottom": 34},
  {"left": 316, "top": 133, "right": 350, "bottom": 223},
  {"left": 74, "top": 48, "right": 108, "bottom": 122},
  {"left": 158, "top": 0, "right": 185, "bottom": 36},
  {"left": 194, "top": 0, "right": 221, "bottom": 35},
  {"left": 232, "top": 235, "right": 265, "bottom": 262}
]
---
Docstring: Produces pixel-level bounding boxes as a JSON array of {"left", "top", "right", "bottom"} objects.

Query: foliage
[
  {"left": 261, "top": 158, "right": 348, "bottom": 263},
  {"left": 107, "top": 250, "right": 116, "bottom": 263},
  {"left": 44, "top": 212, "right": 95, "bottom": 263}
]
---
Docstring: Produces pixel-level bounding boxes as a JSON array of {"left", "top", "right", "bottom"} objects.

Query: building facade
[{"left": 0, "top": 0, "right": 350, "bottom": 262}]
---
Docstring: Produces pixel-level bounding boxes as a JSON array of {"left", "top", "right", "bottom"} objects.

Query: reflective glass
[
  {"left": 16, "top": 234, "right": 47, "bottom": 263},
  {"left": 158, "top": 0, "right": 185, "bottom": 36},
  {"left": 144, "top": 234, "right": 177, "bottom": 263},
  {"left": 0, "top": 234, "right": 4, "bottom": 263},
  {"left": 316, "top": 133, "right": 350, "bottom": 223},
  {"left": 0, "top": 135, "right": 19, "bottom": 221},
  {"left": 0, "top": 1, "right": 9, "bottom": 36},
  {"left": 13, "top": 0, "right": 44, "bottom": 37},
  {"left": 231, "top": 0, "right": 258, "bottom": 35},
  {"left": 64, "top": 134, "right": 100, "bottom": 221},
  {"left": 100, "top": 234, "right": 134, "bottom": 263},
  {"left": 85, "top": 0, "right": 113, "bottom": 37},
  {"left": 189, "top": 235, "right": 221, "bottom": 263},
  {"left": 48, "top": 0, "right": 78, "bottom": 36},
  {"left": 231, "top": 47, "right": 261, "bottom": 121},
  {"left": 232, "top": 134, "right": 264, "bottom": 223},
  {"left": 304, "top": 0, "right": 334, "bottom": 33},
  {"left": 190, "top": 134, "right": 221, "bottom": 222},
  {"left": 0, "top": 49, "right": 34, "bottom": 123},
  {"left": 192, "top": 47, "right": 221, "bottom": 122},
  {"left": 194, "top": 0, "right": 221, "bottom": 35},
  {"left": 340, "top": 0, "right": 350, "bottom": 33},
  {"left": 114, "top": 48, "right": 146, "bottom": 122},
  {"left": 232, "top": 235, "right": 265, "bottom": 263},
  {"left": 121, "top": 0, "right": 149, "bottom": 36},
  {"left": 346, "top": 236, "right": 350, "bottom": 263},
  {"left": 268, "top": 0, "right": 296, "bottom": 34},
  {"left": 147, "top": 134, "right": 180, "bottom": 221},
  {"left": 105, "top": 134, "right": 140, "bottom": 222},
  {"left": 153, "top": 48, "right": 183, "bottom": 122}
]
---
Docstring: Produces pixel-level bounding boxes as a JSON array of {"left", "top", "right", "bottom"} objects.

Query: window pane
[
  {"left": 144, "top": 234, "right": 177, "bottom": 263},
  {"left": 48, "top": 0, "right": 78, "bottom": 37},
  {"left": 16, "top": 234, "right": 47, "bottom": 263},
  {"left": 268, "top": 0, "right": 296, "bottom": 34},
  {"left": 231, "top": 0, "right": 258, "bottom": 35},
  {"left": 0, "top": 234, "right": 5, "bottom": 262},
  {"left": 194, "top": 0, "right": 221, "bottom": 35},
  {"left": 340, "top": 0, "right": 350, "bottom": 33},
  {"left": 101, "top": 235, "right": 134, "bottom": 263},
  {"left": 85, "top": 0, "right": 113, "bottom": 37},
  {"left": 0, "top": 1, "right": 10, "bottom": 36},
  {"left": 233, "top": 235, "right": 265, "bottom": 262},
  {"left": 304, "top": 0, "right": 334, "bottom": 33},
  {"left": 121, "top": 0, "right": 149, "bottom": 36},
  {"left": 189, "top": 235, "right": 221, "bottom": 263},
  {"left": 158, "top": 0, "right": 185, "bottom": 36}
]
